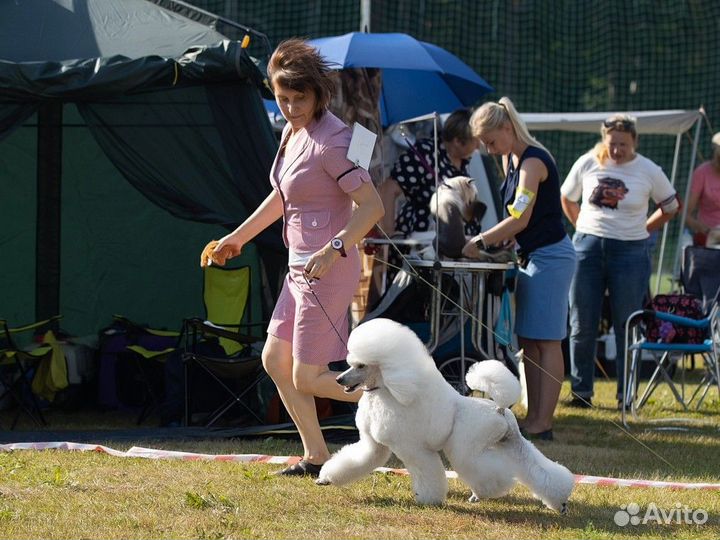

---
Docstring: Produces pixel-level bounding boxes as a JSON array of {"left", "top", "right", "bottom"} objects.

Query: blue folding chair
[{"left": 622, "top": 246, "right": 720, "bottom": 427}]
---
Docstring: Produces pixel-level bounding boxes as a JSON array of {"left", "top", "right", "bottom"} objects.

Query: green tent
[{"left": 0, "top": 0, "right": 283, "bottom": 337}]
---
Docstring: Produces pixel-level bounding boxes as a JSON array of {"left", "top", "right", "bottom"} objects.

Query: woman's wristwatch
[{"left": 331, "top": 237, "right": 347, "bottom": 257}]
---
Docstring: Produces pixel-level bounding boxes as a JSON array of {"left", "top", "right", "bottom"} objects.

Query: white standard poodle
[{"left": 316, "top": 318, "right": 574, "bottom": 513}]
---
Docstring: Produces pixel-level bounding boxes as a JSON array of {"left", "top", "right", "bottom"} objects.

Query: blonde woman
[
  {"left": 463, "top": 97, "right": 576, "bottom": 440},
  {"left": 560, "top": 115, "right": 678, "bottom": 409}
]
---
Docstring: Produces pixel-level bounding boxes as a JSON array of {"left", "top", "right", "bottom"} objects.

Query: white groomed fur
[{"left": 317, "top": 318, "right": 574, "bottom": 513}]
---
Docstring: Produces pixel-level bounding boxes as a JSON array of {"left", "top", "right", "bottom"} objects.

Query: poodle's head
[{"left": 337, "top": 318, "right": 437, "bottom": 405}]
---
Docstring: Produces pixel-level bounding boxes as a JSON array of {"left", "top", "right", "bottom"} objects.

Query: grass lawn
[{"left": 0, "top": 375, "right": 718, "bottom": 539}]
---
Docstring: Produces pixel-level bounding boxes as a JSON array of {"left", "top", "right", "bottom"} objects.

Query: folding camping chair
[
  {"left": 0, "top": 315, "right": 62, "bottom": 429},
  {"left": 182, "top": 264, "right": 267, "bottom": 427},
  {"left": 110, "top": 315, "right": 181, "bottom": 425},
  {"left": 622, "top": 246, "right": 720, "bottom": 427}
]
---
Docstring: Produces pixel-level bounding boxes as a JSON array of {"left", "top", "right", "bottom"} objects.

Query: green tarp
[{"left": 0, "top": 0, "right": 282, "bottom": 336}]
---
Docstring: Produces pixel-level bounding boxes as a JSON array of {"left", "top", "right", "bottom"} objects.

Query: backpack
[{"left": 644, "top": 294, "right": 704, "bottom": 344}]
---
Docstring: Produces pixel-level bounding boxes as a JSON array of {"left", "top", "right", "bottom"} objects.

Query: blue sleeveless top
[{"left": 501, "top": 146, "right": 567, "bottom": 256}]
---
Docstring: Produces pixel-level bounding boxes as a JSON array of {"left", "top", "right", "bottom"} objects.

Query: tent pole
[
  {"left": 671, "top": 114, "right": 703, "bottom": 280},
  {"left": 653, "top": 132, "right": 682, "bottom": 295},
  {"left": 36, "top": 102, "right": 63, "bottom": 327},
  {"left": 433, "top": 112, "right": 440, "bottom": 264},
  {"left": 360, "top": 0, "right": 371, "bottom": 31}
]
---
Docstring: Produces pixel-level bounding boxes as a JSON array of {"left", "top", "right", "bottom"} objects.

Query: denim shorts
[{"left": 514, "top": 235, "right": 577, "bottom": 340}]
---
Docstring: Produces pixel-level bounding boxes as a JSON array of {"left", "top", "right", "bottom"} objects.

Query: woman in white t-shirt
[{"left": 560, "top": 114, "right": 679, "bottom": 408}]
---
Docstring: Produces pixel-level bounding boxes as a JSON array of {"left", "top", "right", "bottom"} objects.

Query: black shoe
[
  {"left": 521, "top": 428, "right": 554, "bottom": 441},
  {"left": 566, "top": 396, "right": 592, "bottom": 409},
  {"left": 618, "top": 400, "right": 631, "bottom": 411},
  {"left": 273, "top": 460, "right": 323, "bottom": 477}
]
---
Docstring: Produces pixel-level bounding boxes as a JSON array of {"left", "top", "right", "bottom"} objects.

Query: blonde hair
[
  {"left": 593, "top": 113, "right": 638, "bottom": 166},
  {"left": 470, "top": 96, "right": 551, "bottom": 156}
]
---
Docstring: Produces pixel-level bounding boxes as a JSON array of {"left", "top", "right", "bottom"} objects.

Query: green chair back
[{"left": 203, "top": 266, "right": 251, "bottom": 356}]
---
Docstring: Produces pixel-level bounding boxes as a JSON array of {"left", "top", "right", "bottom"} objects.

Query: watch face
[{"left": 331, "top": 238, "right": 343, "bottom": 249}]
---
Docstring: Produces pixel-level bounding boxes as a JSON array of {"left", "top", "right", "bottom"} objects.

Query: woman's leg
[
  {"left": 520, "top": 337, "right": 564, "bottom": 433},
  {"left": 568, "top": 233, "right": 605, "bottom": 400},
  {"left": 262, "top": 335, "right": 331, "bottom": 465},
  {"left": 518, "top": 337, "right": 541, "bottom": 427},
  {"left": 293, "top": 363, "right": 362, "bottom": 402},
  {"left": 263, "top": 335, "right": 363, "bottom": 465},
  {"left": 606, "top": 238, "right": 651, "bottom": 401}
]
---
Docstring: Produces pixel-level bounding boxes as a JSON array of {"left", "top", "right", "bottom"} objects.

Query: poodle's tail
[{"left": 465, "top": 359, "right": 521, "bottom": 408}]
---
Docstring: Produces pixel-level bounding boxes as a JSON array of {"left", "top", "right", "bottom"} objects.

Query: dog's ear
[
  {"left": 349, "top": 318, "right": 434, "bottom": 406},
  {"left": 380, "top": 363, "right": 426, "bottom": 406},
  {"left": 471, "top": 200, "right": 487, "bottom": 221},
  {"left": 384, "top": 376, "right": 420, "bottom": 406}
]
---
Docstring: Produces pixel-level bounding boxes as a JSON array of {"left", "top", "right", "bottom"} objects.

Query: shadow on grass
[{"left": 362, "top": 490, "right": 641, "bottom": 535}]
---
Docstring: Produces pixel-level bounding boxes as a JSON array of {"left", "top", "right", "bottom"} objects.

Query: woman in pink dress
[{"left": 209, "top": 39, "right": 384, "bottom": 476}]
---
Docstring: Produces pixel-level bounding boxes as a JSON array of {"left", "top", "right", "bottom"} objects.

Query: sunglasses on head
[{"left": 603, "top": 119, "right": 635, "bottom": 130}]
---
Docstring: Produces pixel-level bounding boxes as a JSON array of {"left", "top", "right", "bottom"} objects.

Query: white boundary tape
[{"left": 2, "top": 441, "right": 719, "bottom": 491}]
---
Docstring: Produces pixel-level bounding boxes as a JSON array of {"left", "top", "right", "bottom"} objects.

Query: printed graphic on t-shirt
[{"left": 589, "top": 177, "right": 629, "bottom": 209}]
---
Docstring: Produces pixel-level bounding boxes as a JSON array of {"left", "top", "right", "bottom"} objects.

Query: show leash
[{"left": 301, "top": 273, "right": 347, "bottom": 348}]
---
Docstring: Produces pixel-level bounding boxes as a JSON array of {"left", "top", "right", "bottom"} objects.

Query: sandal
[
  {"left": 273, "top": 460, "right": 323, "bottom": 477},
  {"left": 521, "top": 428, "right": 554, "bottom": 441}
]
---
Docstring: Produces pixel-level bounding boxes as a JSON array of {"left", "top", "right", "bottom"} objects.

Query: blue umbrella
[{"left": 309, "top": 32, "right": 493, "bottom": 126}]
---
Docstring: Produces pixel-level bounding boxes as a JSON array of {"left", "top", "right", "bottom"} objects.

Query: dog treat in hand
[
  {"left": 200, "top": 240, "right": 229, "bottom": 268},
  {"left": 200, "top": 240, "right": 219, "bottom": 267}
]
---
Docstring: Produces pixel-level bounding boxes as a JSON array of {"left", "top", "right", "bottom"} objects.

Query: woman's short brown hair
[
  {"left": 442, "top": 108, "right": 474, "bottom": 144},
  {"left": 267, "top": 38, "right": 335, "bottom": 119}
]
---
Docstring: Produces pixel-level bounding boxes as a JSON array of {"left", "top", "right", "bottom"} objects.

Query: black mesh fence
[{"left": 187, "top": 0, "right": 720, "bottom": 282}]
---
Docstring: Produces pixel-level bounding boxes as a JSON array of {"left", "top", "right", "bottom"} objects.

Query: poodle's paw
[
  {"left": 316, "top": 465, "right": 333, "bottom": 486},
  {"left": 540, "top": 497, "right": 571, "bottom": 514},
  {"left": 315, "top": 458, "right": 345, "bottom": 486}
]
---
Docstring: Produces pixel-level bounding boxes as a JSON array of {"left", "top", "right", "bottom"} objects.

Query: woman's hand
[
  {"left": 462, "top": 236, "right": 483, "bottom": 259},
  {"left": 200, "top": 240, "right": 219, "bottom": 267},
  {"left": 210, "top": 232, "right": 245, "bottom": 266},
  {"left": 303, "top": 246, "right": 340, "bottom": 280}
]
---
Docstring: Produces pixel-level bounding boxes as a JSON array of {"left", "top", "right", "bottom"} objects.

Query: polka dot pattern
[{"left": 390, "top": 139, "right": 481, "bottom": 235}]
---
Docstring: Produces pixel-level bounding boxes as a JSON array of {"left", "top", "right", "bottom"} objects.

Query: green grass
[{"left": 0, "top": 377, "right": 718, "bottom": 539}]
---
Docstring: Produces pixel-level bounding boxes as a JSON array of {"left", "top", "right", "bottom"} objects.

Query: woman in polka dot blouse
[{"left": 378, "top": 108, "right": 481, "bottom": 238}]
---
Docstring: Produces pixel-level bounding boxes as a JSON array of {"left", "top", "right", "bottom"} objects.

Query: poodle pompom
[{"left": 465, "top": 360, "right": 521, "bottom": 408}]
